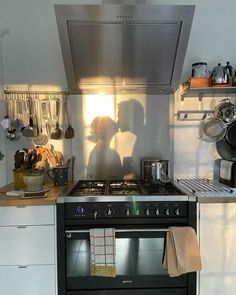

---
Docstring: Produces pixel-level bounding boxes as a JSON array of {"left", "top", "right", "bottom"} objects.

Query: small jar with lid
[{"left": 192, "top": 62, "right": 209, "bottom": 78}]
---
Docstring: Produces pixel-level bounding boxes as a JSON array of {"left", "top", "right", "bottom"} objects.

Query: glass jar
[{"left": 13, "top": 169, "right": 32, "bottom": 190}]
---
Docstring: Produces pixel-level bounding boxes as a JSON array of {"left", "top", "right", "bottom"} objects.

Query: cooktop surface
[{"left": 68, "top": 180, "right": 185, "bottom": 196}]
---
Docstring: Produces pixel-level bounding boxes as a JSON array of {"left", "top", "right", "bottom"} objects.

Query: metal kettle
[
  {"left": 211, "top": 63, "right": 230, "bottom": 85},
  {"left": 141, "top": 159, "right": 169, "bottom": 183}
]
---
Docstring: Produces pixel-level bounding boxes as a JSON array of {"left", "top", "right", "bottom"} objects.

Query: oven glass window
[{"left": 67, "top": 234, "right": 167, "bottom": 277}]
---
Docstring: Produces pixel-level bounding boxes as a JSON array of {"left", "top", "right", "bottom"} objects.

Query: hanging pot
[
  {"left": 226, "top": 121, "right": 236, "bottom": 147},
  {"left": 214, "top": 99, "right": 236, "bottom": 124},
  {"left": 216, "top": 120, "right": 236, "bottom": 161}
]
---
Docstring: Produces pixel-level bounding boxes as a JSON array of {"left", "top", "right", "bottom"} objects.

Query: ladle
[
  {"left": 64, "top": 97, "right": 74, "bottom": 139},
  {"left": 50, "top": 98, "right": 62, "bottom": 140},
  {"left": 22, "top": 97, "right": 34, "bottom": 138},
  {"left": 33, "top": 94, "right": 48, "bottom": 146}
]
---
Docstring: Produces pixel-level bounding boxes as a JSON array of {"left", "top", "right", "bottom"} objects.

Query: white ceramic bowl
[{"left": 23, "top": 174, "right": 45, "bottom": 192}]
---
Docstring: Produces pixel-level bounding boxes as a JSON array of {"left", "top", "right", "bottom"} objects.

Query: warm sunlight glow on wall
[{"left": 83, "top": 94, "right": 115, "bottom": 124}]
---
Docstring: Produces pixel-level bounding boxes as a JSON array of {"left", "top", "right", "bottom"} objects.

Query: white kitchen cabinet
[
  {"left": 0, "top": 265, "right": 55, "bottom": 295},
  {"left": 199, "top": 203, "right": 236, "bottom": 295},
  {"left": 0, "top": 205, "right": 56, "bottom": 295},
  {"left": 0, "top": 225, "right": 54, "bottom": 265},
  {"left": 0, "top": 205, "right": 54, "bottom": 226}
]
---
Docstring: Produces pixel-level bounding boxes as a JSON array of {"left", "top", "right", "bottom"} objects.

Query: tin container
[{"left": 192, "top": 62, "right": 209, "bottom": 78}]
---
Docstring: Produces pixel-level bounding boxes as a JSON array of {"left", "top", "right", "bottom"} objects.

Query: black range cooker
[{"left": 57, "top": 180, "right": 197, "bottom": 295}]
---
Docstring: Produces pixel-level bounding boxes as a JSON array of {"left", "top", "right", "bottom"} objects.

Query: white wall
[
  {"left": 0, "top": 35, "right": 7, "bottom": 186},
  {"left": 1, "top": 0, "right": 236, "bottom": 183}
]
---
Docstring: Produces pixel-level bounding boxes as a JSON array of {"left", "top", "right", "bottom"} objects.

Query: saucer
[{"left": 23, "top": 186, "right": 49, "bottom": 194}]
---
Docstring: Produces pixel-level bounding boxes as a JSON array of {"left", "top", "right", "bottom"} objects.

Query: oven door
[{"left": 65, "top": 226, "right": 187, "bottom": 294}]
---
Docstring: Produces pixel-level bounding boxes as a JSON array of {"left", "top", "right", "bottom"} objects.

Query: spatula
[{"left": 64, "top": 98, "right": 74, "bottom": 139}]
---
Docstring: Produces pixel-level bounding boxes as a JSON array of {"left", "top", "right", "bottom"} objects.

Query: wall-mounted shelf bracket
[{"left": 175, "top": 110, "right": 214, "bottom": 121}]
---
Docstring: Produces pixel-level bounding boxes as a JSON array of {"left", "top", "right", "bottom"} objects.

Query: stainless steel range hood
[{"left": 55, "top": 4, "right": 195, "bottom": 94}]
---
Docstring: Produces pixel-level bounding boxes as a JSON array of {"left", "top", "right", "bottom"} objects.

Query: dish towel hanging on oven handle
[
  {"left": 163, "top": 226, "right": 202, "bottom": 277},
  {"left": 90, "top": 228, "right": 116, "bottom": 277}
]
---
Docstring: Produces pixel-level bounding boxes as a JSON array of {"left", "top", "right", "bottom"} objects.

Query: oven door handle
[{"left": 65, "top": 228, "right": 170, "bottom": 234}]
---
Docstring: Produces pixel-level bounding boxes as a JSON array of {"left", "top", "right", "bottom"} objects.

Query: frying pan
[
  {"left": 226, "top": 121, "right": 236, "bottom": 147},
  {"left": 216, "top": 120, "right": 236, "bottom": 161}
]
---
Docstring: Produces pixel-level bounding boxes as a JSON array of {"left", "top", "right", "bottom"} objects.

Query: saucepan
[
  {"left": 141, "top": 159, "right": 169, "bottom": 183},
  {"left": 214, "top": 99, "right": 236, "bottom": 124}
]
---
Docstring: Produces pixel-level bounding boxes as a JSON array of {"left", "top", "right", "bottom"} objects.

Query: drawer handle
[
  {"left": 18, "top": 265, "right": 28, "bottom": 269},
  {"left": 17, "top": 226, "right": 27, "bottom": 229},
  {"left": 16, "top": 206, "right": 26, "bottom": 208}
]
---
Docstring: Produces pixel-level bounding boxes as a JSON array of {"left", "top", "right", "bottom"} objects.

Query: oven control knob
[
  {"left": 145, "top": 208, "right": 150, "bottom": 216},
  {"left": 154, "top": 208, "right": 160, "bottom": 216},
  {"left": 93, "top": 210, "right": 98, "bottom": 219},
  {"left": 125, "top": 208, "right": 130, "bottom": 216},
  {"left": 174, "top": 208, "right": 180, "bottom": 216},
  {"left": 164, "top": 209, "right": 170, "bottom": 216},
  {"left": 107, "top": 208, "right": 113, "bottom": 216}
]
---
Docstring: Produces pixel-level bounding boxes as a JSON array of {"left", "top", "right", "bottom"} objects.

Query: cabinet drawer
[
  {"left": 0, "top": 205, "right": 54, "bottom": 226},
  {"left": 0, "top": 225, "right": 55, "bottom": 265},
  {"left": 0, "top": 265, "right": 55, "bottom": 295}
]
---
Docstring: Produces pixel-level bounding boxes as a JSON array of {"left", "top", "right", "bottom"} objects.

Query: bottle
[{"left": 233, "top": 68, "right": 236, "bottom": 86}]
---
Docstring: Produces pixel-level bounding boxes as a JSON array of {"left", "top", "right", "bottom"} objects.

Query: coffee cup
[{"left": 47, "top": 166, "right": 69, "bottom": 186}]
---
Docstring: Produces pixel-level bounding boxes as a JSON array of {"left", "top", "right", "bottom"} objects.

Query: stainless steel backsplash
[{"left": 70, "top": 94, "right": 172, "bottom": 181}]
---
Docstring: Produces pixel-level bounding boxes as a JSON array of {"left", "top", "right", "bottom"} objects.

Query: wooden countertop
[{"left": 0, "top": 182, "right": 72, "bottom": 206}]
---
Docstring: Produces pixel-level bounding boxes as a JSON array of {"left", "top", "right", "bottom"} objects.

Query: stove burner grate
[{"left": 69, "top": 180, "right": 185, "bottom": 196}]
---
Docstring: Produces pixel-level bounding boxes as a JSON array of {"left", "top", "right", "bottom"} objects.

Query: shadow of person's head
[
  {"left": 89, "top": 116, "right": 118, "bottom": 144},
  {"left": 117, "top": 99, "right": 144, "bottom": 134}
]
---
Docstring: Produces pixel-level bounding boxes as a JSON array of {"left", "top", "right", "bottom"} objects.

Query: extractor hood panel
[{"left": 55, "top": 5, "right": 195, "bottom": 94}]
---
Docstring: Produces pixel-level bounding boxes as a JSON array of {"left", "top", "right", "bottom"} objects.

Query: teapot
[{"left": 211, "top": 63, "right": 230, "bottom": 86}]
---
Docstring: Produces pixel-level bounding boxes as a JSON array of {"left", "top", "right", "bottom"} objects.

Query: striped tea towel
[{"left": 90, "top": 228, "right": 116, "bottom": 277}]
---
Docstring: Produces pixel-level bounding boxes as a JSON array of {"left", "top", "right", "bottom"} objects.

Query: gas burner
[
  {"left": 109, "top": 180, "right": 139, "bottom": 188},
  {"left": 71, "top": 189, "right": 105, "bottom": 196},
  {"left": 77, "top": 181, "right": 106, "bottom": 188},
  {"left": 70, "top": 180, "right": 107, "bottom": 196},
  {"left": 142, "top": 181, "right": 184, "bottom": 195},
  {"left": 109, "top": 189, "right": 142, "bottom": 195}
]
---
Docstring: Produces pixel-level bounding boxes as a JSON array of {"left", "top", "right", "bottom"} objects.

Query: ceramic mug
[{"left": 47, "top": 166, "right": 69, "bottom": 186}]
